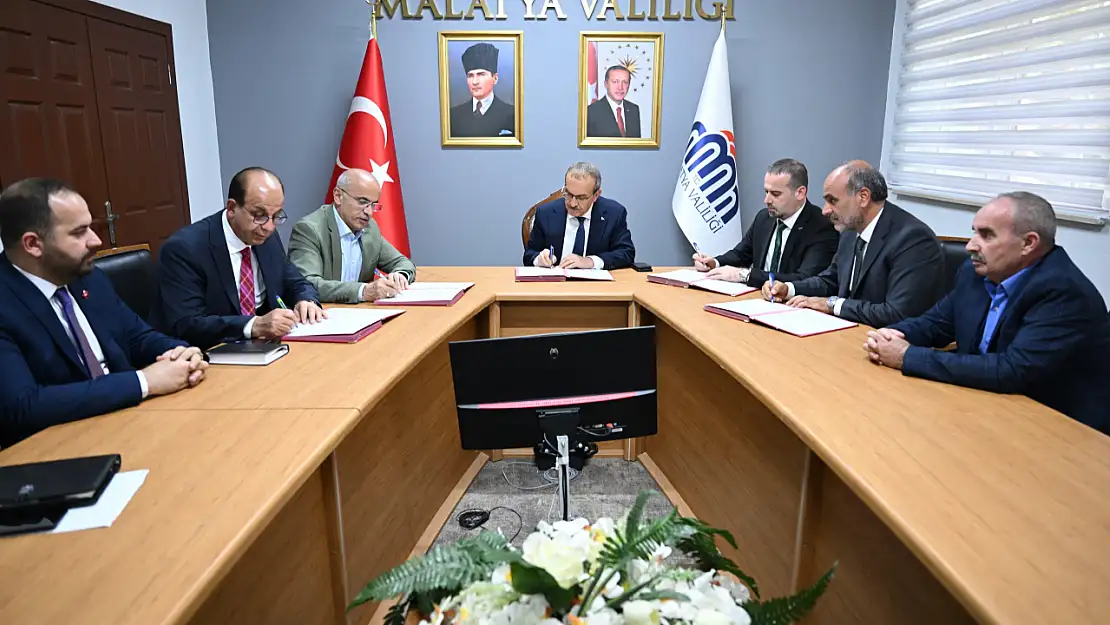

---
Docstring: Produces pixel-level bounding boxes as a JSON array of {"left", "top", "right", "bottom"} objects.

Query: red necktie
[
  {"left": 616, "top": 106, "right": 626, "bottom": 137},
  {"left": 238, "top": 248, "right": 256, "bottom": 315}
]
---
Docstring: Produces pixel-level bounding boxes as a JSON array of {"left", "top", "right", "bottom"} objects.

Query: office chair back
[
  {"left": 521, "top": 189, "right": 565, "bottom": 248},
  {"left": 92, "top": 244, "right": 156, "bottom": 322},
  {"left": 938, "top": 236, "right": 970, "bottom": 296}
]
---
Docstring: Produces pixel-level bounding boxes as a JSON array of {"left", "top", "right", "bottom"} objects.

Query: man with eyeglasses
[
  {"left": 523, "top": 162, "right": 636, "bottom": 270},
  {"left": 152, "top": 167, "right": 322, "bottom": 349},
  {"left": 288, "top": 168, "right": 416, "bottom": 303}
]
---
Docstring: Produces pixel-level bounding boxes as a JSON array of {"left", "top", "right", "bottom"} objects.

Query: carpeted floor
[{"left": 433, "top": 457, "right": 677, "bottom": 548}]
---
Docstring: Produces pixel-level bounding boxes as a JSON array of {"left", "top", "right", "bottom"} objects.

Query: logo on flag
[{"left": 671, "top": 30, "right": 744, "bottom": 257}]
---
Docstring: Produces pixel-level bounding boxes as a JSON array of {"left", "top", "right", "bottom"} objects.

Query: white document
[
  {"left": 516, "top": 267, "right": 565, "bottom": 278},
  {"left": 650, "top": 269, "right": 706, "bottom": 284},
  {"left": 379, "top": 289, "right": 462, "bottom": 304},
  {"left": 284, "top": 308, "right": 400, "bottom": 338},
  {"left": 408, "top": 282, "right": 474, "bottom": 291},
  {"left": 708, "top": 299, "right": 793, "bottom": 317},
  {"left": 52, "top": 469, "right": 148, "bottom": 534},
  {"left": 564, "top": 269, "right": 614, "bottom": 281},
  {"left": 692, "top": 279, "right": 756, "bottom": 296},
  {"left": 761, "top": 308, "right": 857, "bottom": 337}
]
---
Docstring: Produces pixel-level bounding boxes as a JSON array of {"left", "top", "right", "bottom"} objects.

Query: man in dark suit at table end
[
  {"left": 523, "top": 162, "right": 636, "bottom": 270},
  {"left": 694, "top": 158, "right": 839, "bottom": 287},
  {"left": 0, "top": 178, "right": 207, "bottom": 447},
  {"left": 586, "top": 66, "right": 642, "bottom": 139},
  {"left": 151, "top": 167, "right": 323, "bottom": 350},
  {"left": 866, "top": 192, "right": 1110, "bottom": 433},
  {"left": 764, "top": 161, "right": 945, "bottom": 328}
]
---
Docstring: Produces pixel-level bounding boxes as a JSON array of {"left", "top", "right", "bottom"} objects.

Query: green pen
[{"left": 275, "top": 296, "right": 289, "bottom": 310}]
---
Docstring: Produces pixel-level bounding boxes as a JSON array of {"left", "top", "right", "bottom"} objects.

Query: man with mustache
[
  {"left": 762, "top": 161, "right": 945, "bottom": 327},
  {"left": 692, "top": 158, "right": 838, "bottom": 286},
  {"left": 0, "top": 178, "right": 208, "bottom": 447},
  {"left": 288, "top": 168, "right": 416, "bottom": 303},
  {"left": 865, "top": 192, "right": 1110, "bottom": 433}
]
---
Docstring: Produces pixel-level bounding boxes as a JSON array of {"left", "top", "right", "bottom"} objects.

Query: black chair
[
  {"left": 92, "top": 244, "right": 156, "bottom": 322},
  {"left": 938, "top": 236, "right": 970, "bottom": 295}
]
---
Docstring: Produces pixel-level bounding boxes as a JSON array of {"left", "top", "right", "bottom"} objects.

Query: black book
[
  {"left": 0, "top": 454, "right": 121, "bottom": 537},
  {"left": 207, "top": 340, "right": 289, "bottom": 366}
]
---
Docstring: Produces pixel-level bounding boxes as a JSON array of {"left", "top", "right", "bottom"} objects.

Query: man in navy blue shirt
[{"left": 864, "top": 192, "right": 1110, "bottom": 433}]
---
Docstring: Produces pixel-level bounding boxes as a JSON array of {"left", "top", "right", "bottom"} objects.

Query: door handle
[{"left": 105, "top": 200, "right": 118, "bottom": 247}]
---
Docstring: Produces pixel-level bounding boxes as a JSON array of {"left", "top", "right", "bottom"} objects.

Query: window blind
[{"left": 889, "top": 0, "right": 1110, "bottom": 224}]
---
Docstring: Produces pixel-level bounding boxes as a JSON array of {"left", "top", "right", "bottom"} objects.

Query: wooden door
[
  {"left": 0, "top": 0, "right": 111, "bottom": 243},
  {"left": 87, "top": 17, "right": 188, "bottom": 255}
]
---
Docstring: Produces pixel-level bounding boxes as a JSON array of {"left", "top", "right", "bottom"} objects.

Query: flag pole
[
  {"left": 720, "top": 3, "right": 726, "bottom": 33},
  {"left": 366, "top": 0, "right": 377, "bottom": 39}
]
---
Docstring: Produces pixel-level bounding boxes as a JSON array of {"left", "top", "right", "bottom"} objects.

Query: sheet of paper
[
  {"left": 408, "top": 282, "right": 474, "bottom": 291},
  {"left": 648, "top": 269, "right": 705, "bottom": 284},
  {"left": 285, "top": 308, "right": 399, "bottom": 338},
  {"left": 694, "top": 279, "right": 757, "bottom": 297},
  {"left": 516, "top": 267, "right": 565, "bottom": 278},
  {"left": 761, "top": 308, "right": 856, "bottom": 337},
  {"left": 52, "top": 469, "right": 148, "bottom": 534},
  {"left": 706, "top": 299, "right": 793, "bottom": 317},
  {"left": 379, "top": 289, "right": 462, "bottom": 304},
  {"left": 564, "top": 269, "right": 614, "bottom": 281}
]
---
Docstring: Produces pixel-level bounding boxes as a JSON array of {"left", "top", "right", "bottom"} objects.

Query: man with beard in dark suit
[{"left": 449, "top": 43, "right": 515, "bottom": 138}]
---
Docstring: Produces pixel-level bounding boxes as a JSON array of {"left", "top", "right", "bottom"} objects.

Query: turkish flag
[{"left": 325, "top": 36, "right": 411, "bottom": 256}]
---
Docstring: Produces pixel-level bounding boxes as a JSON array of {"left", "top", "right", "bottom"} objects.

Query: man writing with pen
[{"left": 152, "top": 167, "right": 324, "bottom": 350}]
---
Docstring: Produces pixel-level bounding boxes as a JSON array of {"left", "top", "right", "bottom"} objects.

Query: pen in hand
[
  {"left": 767, "top": 273, "right": 776, "bottom": 303},
  {"left": 548, "top": 245, "right": 556, "bottom": 267}
]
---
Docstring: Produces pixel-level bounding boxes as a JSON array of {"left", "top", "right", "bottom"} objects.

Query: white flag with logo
[{"left": 671, "top": 29, "right": 743, "bottom": 256}]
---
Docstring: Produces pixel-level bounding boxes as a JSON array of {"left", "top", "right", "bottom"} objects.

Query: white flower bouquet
[{"left": 351, "top": 492, "right": 835, "bottom": 625}]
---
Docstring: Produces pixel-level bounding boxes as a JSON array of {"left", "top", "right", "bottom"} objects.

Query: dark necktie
[
  {"left": 572, "top": 216, "right": 586, "bottom": 256},
  {"left": 849, "top": 236, "right": 867, "bottom": 292},
  {"left": 767, "top": 220, "right": 787, "bottom": 273},
  {"left": 54, "top": 287, "right": 103, "bottom": 379},
  {"left": 474, "top": 101, "right": 483, "bottom": 116}
]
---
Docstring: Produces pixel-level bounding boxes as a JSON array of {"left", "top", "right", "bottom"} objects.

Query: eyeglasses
[
  {"left": 562, "top": 187, "right": 597, "bottom": 204},
  {"left": 246, "top": 208, "right": 288, "bottom": 226},
  {"left": 339, "top": 187, "right": 382, "bottom": 212}
]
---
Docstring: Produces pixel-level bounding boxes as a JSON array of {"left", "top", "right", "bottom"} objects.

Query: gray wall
[{"left": 206, "top": 0, "right": 895, "bottom": 267}]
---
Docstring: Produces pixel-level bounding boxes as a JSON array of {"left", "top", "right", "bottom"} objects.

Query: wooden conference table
[{"left": 1, "top": 267, "right": 1108, "bottom": 625}]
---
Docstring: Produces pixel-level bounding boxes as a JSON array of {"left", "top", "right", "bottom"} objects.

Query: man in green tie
[
  {"left": 288, "top": 168, "right": 416, "bottom": 303},
  {"left": 693, "top": 159, "right": 838, "bottom": 287}
]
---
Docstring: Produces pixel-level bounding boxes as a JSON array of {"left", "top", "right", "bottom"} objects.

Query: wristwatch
[{"left": 826, "top": 296, "right": 842, "bottom": 313}]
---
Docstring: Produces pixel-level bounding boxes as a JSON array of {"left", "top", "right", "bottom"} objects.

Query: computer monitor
[{"left": 448, "top": 326, "right": 658, "bottom": 452}]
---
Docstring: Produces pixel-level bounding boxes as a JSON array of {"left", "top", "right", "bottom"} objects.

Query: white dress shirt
[
  {"left": 13, "top": 265, "right": 148, "bottom": 398},
  {"left": 533, "top": 208, "right": 605, "bottom": 269},
  {"left": 472, "top": 93, "right": 494, "bottom": 115},
  {"left": 222, "top": 214, "right": 265, "bottom": 338},
  {"left": 333, "top": 207, "right": 369, "bottom": 301},
  {"left": 786, "top": 205, "right": 884, "bottom": 317}
]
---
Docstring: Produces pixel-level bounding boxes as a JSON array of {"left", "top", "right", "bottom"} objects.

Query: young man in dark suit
[
  {"left": 586, "top": 66, "right": 642, "bottom": 138},
  {"left": 866, "top": 192, "right": 1110, "bottom": 433},
  {"left": 693, "top": 158, "right": 838, "bottom": 287},
  {"left": 523, "top": 162, "right": 636, "bottom": 270},
  {"left": 764, "top": 161, "right": 945, "bottom": 328},
  {"left": 0, "top": 178, "right": 207, "bottom": 447},
  {"left": 151, "top": 167, "right": 322, "bottom": 350},
  {"left": 448, "top": 43, "right": 515, "bottom": 138}
]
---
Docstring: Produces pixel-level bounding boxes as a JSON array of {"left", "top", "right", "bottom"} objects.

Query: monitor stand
[
  {"left": 555, "top": 434, "right": 570, "bottom": 521},
  {"left": 539, "top": 407, "right": 582, "bottom": 522}
]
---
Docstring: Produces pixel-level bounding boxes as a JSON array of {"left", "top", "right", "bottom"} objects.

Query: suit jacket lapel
[
  {"left": 850, "top": 210, "right": 892, "bottom": 297},
  {"left": 780, "top": 203, "right": 812, "bottom": 264},
  {"left": 72, "top": 274, "right": 129, "bottom": 372},
  {"left": 837, "top": 233, "right": 856, "bottom": 298},
  {"left": 586, "top": 202, "right": 607, "bottom": 256},
  {"left": 359, "top": 221, "right": 382, "bottom": 282},
  {"left": 0, "top": 257, "right": 84, "bottom": 372},
  {"left": 256, "top": 238, "right": 279, "bottom": 310},
  {"left": 752, "top": 212, "right": 773, "bottom": 270},
  {"left": 552, "top": 207, "right": 569, "bottom": 259},
  {"left": 326, "top": 209, "right": 344, "bottom": 281},
  {"left": 207, "top": 214, "right": 239, "bottom": 311}
]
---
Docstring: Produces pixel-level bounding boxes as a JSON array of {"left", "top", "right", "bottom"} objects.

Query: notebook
[
  {"left": 514, "top": 267, "right": 615, "bottom": 282},
  {"left": 647, "top": 269, "right": 757, "bottom": 297},
  {"left": 0, "top": 454, "right": 121, "bottom": 536},
  {"left": 207, "top": 340, "right": 289, "bottom": 366},
  {"left": 283, "top": 308, "right": 405, "bottom": 343},
  {"left": 704, "top": 299, "right": 857, "bottom": 337},
  {"left": 376, "top": 282, "right": 474, "bottom": 306}
]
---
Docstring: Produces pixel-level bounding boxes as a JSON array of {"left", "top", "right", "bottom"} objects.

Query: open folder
[
  {"left": 647, "top": 269, "right": 757, "bottom": 297},
  {"left": 704, "top": 299, "right": 857, "bottom": 337},
  {"left": 375, "top": 282, "right": 475, "bottom": 307},
  {"left": 514, "top": 267, "right": 614, "bottom": 282},
  {"left": 283, "top": 308, "right": 405, "bottom": 343}
]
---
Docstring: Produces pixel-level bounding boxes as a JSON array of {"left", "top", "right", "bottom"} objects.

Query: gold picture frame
[
  {"left": 438, "top": 31, "right": 524, "bottom": 147},
  {"left": 578, "top": 31, "right": 664, "bottom": 148}
]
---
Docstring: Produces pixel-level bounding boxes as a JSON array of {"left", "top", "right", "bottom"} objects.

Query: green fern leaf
[{"left": 745, "top": 563, "right": 836, "bottom": 625}]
